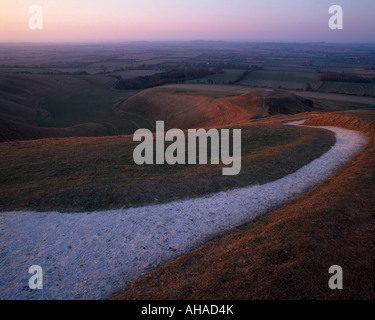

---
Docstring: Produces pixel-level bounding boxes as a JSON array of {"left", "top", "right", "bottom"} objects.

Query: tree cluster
[
  {"left": 114, "top": 67, "right": 214, "bottom": 90},
  {"left": 320, "top": 71, "right": 371, "bottom": 83}
]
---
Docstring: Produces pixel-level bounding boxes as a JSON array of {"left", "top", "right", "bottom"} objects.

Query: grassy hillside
[
  {"left": 0, "top": 120, "right": 334, "bottom": 212},
  {"left": 120, "top": 88, "right": 317, "bottom": 131},
  {"left": 120, "top": 89, "right": 260, "bottom": 130},
  {"left": 114, "top": 111, "right": 375, "bottom": 300},
  {"left": 0, "top": 73, "right": 87, "bottom": 125},
  {"left": 37, "top": 75, "right": 151, "bottom": 134}
]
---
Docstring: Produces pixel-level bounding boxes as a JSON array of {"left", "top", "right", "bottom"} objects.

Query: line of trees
[
  {"left": 320, "top": 71, "right": 371, "bottom": 83},
  {"left": 228, "top": 65, "right": 263, "bottom": 85},
  {"left": 212, "top": 63, "right": 261, "bottom": 70},
  {"left": 114, "top": 67, "right": 214, "bottom": 90}
]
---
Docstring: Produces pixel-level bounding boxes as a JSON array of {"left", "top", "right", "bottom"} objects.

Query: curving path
[{"left": 0, "top": 121, "right": 368, "bottom": 300}]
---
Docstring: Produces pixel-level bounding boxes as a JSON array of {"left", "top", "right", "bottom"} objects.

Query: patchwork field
[
  {"left": 187, "top": 69, "right": 247, "bottom": 84},
  {"left": 318, "top": 81, "right": 375, "bottom": 97},
  {"left": 263, "top": 66, "right": 317, "bottom": 73},
  {"left": 238, "top": 70, "right": 320, "bottom": 90}
]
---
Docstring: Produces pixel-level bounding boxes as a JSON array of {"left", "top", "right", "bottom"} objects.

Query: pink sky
[{"left": 0, "top": 0, "right": 374, "bottom": 43}]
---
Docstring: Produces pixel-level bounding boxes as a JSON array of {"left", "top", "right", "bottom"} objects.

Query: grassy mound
[
  {"left": 120, "top": 88, "right": 317, "bottom": 131},
  {"left": 0, "top": 120, "right": 334, "bottom": 212}
]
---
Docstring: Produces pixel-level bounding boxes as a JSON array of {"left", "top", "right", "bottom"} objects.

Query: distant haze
[{"left": 1, "top": 0, "right": 374, "bottom": 43}]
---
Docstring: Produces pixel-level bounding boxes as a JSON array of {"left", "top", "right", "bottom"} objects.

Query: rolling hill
[
  {"left": 120, "top": 88, "right": 317, "bottom": 130},
  {"left": 0, "top": 73, "right": 149, "bottom": 142}
]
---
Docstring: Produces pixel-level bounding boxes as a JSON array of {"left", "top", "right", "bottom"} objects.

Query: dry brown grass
[
  {"left": 120, "top": 88, "right": 319, "bottom": 132},
  {"left": 114, "top": 110, "right": 375, "bottom": 300},
  {"left": 120, "top": 89, "right": 262, "bottom": 130},
  {"left": 0, "top": 120, "right": 334, "bottom": 212}
]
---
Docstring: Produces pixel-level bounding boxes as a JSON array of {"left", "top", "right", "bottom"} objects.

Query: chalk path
[{"left": 0, "top": 122, "right": 368, "bottom": 299}]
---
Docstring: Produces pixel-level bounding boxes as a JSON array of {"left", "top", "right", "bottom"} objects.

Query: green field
[
  {"left": 38, "top": 76, "right": 152, "bottom": 134},
  {"left": 230, "top": 61, "right": 265, "bottom": 68},
  {"left": 265, "top": 58, "right": 308, "bottom": 66},
  {"left": 318, "top": 67, "right": 358, "bottom": 74},
  {"left": 263, "top": 66, "right": 317, "bottom": 73},
  {"left": 0, "top": 67, "right": 59, "bottom": 74},
  {"left": 153, "top": 87, "right": 240, "bottom": 98},
  {"left": 238, "top": 70, "right": 320, "bottom": 90},
  {"left": 187, "top": 69, "right": 246, "bottom": 84},
  {"left": 107, "top": 69, "right": 160, "bottom": 79},
  {"left": 318, "top": 81, "right": 375, "bottom": 96}
]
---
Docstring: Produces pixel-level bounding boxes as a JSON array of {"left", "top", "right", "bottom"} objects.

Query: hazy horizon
[
  {"left": 1, "top": 40, "right": 375, "bottom": 46},
  {"left": 1, "top": 0, "right": 375, "bottom": 43}
]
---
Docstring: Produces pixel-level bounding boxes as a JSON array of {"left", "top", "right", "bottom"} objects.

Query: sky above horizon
[{"left": 0, "top": 0, "right": 374, "bottom": 43}]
